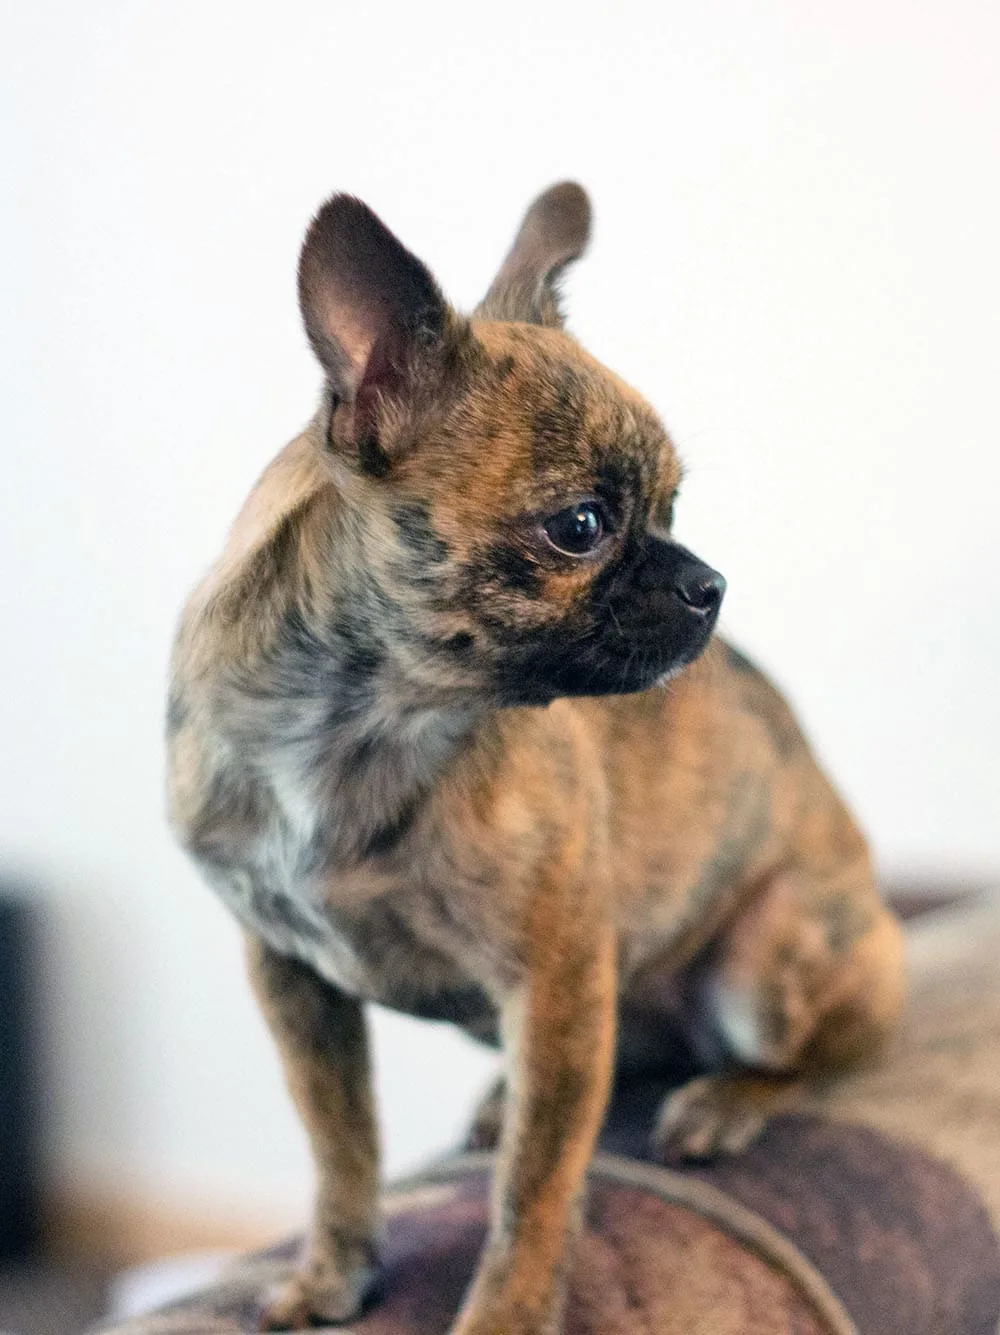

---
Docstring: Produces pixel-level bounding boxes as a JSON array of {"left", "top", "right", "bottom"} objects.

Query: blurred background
[{"left": 1, "top": 0, "right": 998, "bottom": 1328}]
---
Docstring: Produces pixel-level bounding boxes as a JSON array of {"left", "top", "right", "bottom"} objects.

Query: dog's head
[{"left": 299, "top": 183, "right": 724, "bottom": 706}]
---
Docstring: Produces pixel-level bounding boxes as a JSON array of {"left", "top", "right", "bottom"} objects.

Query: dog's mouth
[{"left": 590, "top": 606, "right": 722, "bottom": 696}]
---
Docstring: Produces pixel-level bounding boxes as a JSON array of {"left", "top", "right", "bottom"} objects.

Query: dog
[{"left": 167, "top": 181, "right": 906, "bottom": 1334}]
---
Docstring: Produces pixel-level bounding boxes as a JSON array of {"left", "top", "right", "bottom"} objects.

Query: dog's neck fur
[{"left": 207, "top": 435, "right": 488, "bottom": 869}]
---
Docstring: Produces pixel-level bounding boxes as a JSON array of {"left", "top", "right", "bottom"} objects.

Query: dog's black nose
[{"left": 674, "top": 563, "right": 726, "bottom": 615}]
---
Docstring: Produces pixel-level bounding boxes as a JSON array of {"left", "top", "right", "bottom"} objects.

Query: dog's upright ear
[
  {"left": 298, "top": 195, "right": 465, "bottom": 473},
  {"left": 477, "top": 181, "right": 591, "bottom": 328}
]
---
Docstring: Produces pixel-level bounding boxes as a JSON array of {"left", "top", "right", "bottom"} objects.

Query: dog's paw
[
  {"left": 257, "top": 1249, "right": 377, "bottom": 1330},
  {"left": 651, "top": 1073, "right": 791, "bottom": 1163},
  {"left": 462, "top": 1077, "right": 506, "bottom": 1153}
]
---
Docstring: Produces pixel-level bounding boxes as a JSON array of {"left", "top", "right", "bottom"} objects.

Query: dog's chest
[
  {"left": 207, "top": 845, "right": 496, "bottom": 1033},
  {"left": 185, "top": 704, "right": 496, "bottom": 1033}
]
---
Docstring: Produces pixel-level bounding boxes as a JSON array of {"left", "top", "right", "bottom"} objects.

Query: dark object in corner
[{"left": 0, "top": 893, "right": 41, "bottom": 1258}]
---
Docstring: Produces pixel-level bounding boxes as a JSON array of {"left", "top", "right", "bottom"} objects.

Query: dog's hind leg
[{"left": 652, "top": 859, "right": 906, "bottom": 1162}]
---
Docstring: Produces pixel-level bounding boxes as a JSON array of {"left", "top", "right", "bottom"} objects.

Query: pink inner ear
[
  {"left": 313, "top": 273, "right": 394, "bottom": 398},
  {"left": 329, "top": 304, "right": 377, "bottom": 378},
  {"left": 352, "top": 322, "right": 410, "bottom": 429}
]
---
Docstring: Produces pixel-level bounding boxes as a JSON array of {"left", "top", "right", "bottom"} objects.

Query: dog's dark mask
[{"left": 488, "top": 537, "right": 725, "bottom": 705}]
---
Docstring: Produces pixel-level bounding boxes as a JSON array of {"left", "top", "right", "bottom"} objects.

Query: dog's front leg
[
  {"left": 246, "top": 936, "right": 379, "bottom": 1330},
  {"left": 454, "top": 905, "right": 617, "bottom": 1335}
]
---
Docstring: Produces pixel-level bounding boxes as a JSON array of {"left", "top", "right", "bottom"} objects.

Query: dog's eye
[{"left": 543, "top": 502, "right": 608, "bottom": 556}]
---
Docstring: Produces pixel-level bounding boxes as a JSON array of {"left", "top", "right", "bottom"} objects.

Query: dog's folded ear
[
  {"left": 298, "top": 195, "right": 465, "bottom": 472},
  {"left": 477, "top": 181, "right": 591, "bottom": 328}
]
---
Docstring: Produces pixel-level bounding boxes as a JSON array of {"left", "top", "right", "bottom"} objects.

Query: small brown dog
[{"left": 167, "top": 182, "right": 905, "bottom": 1334}]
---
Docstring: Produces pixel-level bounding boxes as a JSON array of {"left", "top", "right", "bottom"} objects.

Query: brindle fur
[{"left": 168, "top": 182, "right": 905, "bottom": 1334}]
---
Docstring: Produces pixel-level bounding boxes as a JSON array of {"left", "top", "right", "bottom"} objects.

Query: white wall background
[{"left": 2, "top": 0, "right": 998, "bottom": 1229}]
